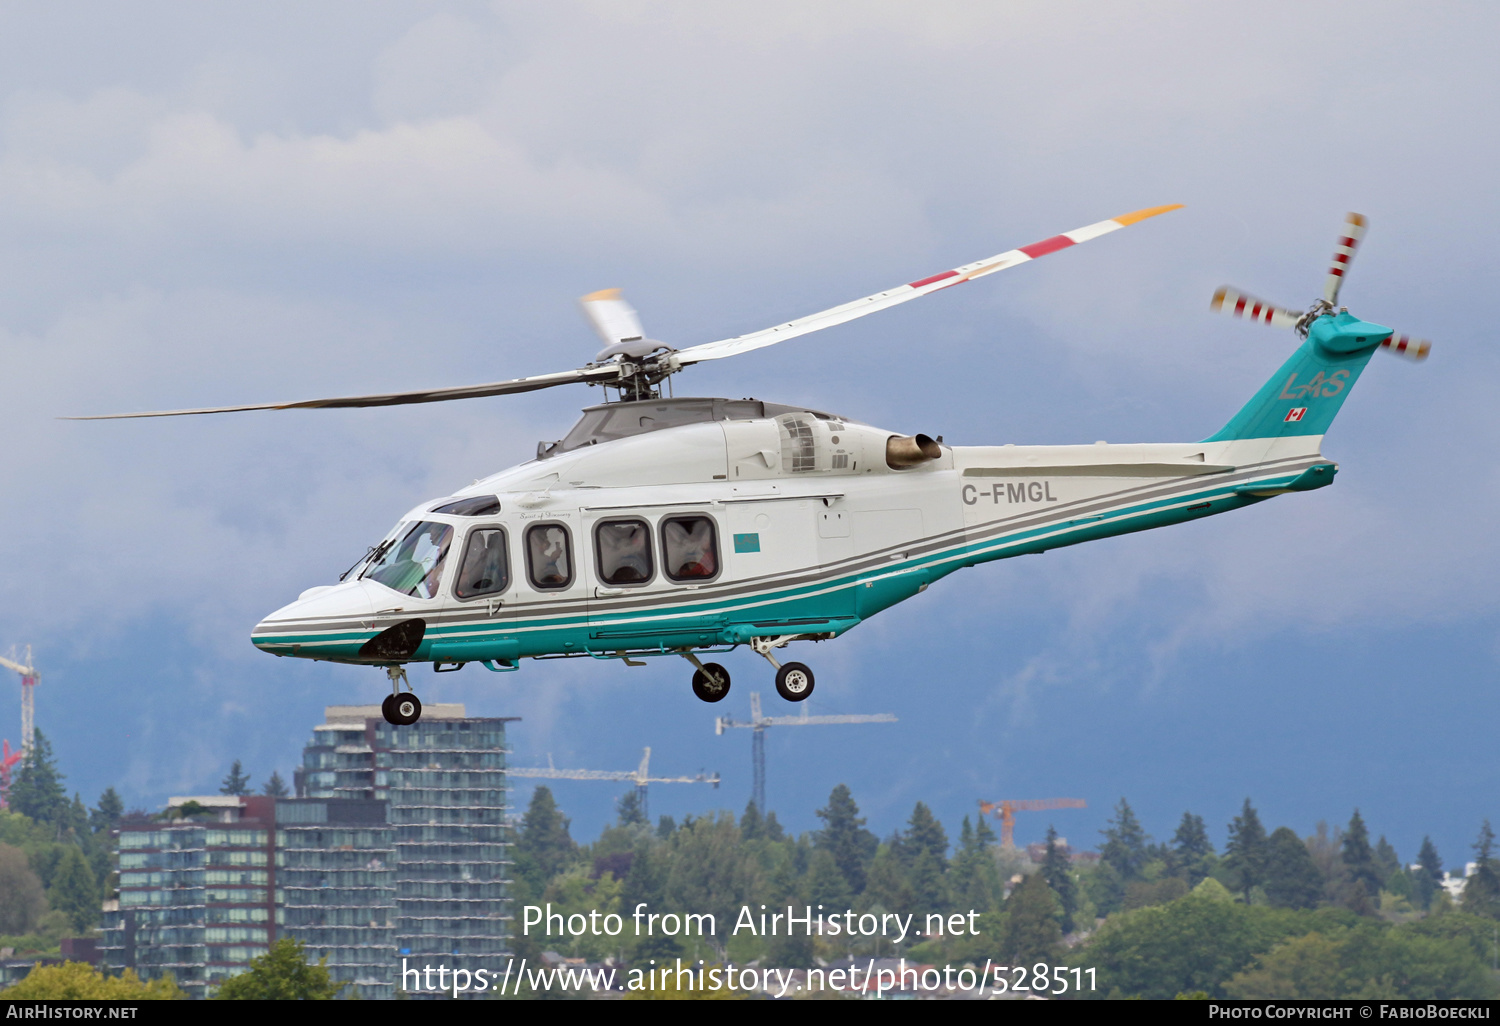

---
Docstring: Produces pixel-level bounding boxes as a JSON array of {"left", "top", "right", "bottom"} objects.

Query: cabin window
[
  {"left": 363, "top": 521, "right": 453, "bottom": 599},
  {"left": 454, "top": 528, "right": 509, "bottom": 599},
  {"left": 661, "top": 516, "right": 719, "bottom": 582},
  {"left": 595, "top": 519, "right": 654, "bottom": 586},
  {"left": 525, "top": 523, "right": 574, "bottom": 590},
  {"left": 431, "top": 496, "right": 501, "bottom": 517}
]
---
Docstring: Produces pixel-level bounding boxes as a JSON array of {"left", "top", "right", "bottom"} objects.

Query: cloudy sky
[{"left": 1, "top": 2, "right": 1495, "bottom": 865}]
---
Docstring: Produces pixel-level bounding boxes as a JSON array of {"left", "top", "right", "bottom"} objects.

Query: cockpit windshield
[{"left": 362, "top": 521, "right": 453, "bottom": 599}]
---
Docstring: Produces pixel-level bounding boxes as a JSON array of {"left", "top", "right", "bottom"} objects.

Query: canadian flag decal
[{"left": 1284, "top": 407, "right": 1307, "bottom": 423}]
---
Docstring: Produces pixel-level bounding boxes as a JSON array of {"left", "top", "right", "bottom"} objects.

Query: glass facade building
[
  {"left": 296, "top": 705, "right": 515, "bottom": 962},
  {"left": 100, "top": 795, "right": 397, "bottom": 999}
]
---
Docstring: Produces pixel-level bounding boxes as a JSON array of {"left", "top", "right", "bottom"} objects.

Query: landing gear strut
[
  {"left": 381, "top": 666, "right": 422, "bottom": 725},
  {"left": 681, "top": 651, "right": 731, "bottom": 703},
  {"left": 752, "top": 637, "right": 815, "bottom": 702}
]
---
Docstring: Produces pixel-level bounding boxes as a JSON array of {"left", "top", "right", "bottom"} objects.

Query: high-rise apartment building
[
  {"left": 100, "top": 794, "right": 397, "bottom": 999},
  {"left": 296, "top": 704, "right": 515, "bottom": 961}
]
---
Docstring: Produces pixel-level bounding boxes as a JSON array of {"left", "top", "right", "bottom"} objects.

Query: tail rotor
[{"left": 1211, "top": 212, "right": 1431, "bottom": 361}]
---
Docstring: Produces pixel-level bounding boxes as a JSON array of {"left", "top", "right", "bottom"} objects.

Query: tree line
[
  {"left": 0, "top": 731, "right": 122, "bottom": 950},
  {"left": 508, "top": 785, "right": 1500, "bottom": 999}
]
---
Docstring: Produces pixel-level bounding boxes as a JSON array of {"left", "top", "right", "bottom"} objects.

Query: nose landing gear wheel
[
  {"left": 691, "top": 662, "right": 731, "bottom": 703},
  {"left": 382, "top": 692, "right": 422, "bottom": 725},
  {"left": 775, "top": 662, "right": 814, "bottom": 702}
]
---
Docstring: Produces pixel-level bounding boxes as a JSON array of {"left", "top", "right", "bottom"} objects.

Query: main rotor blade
[
  {"left": 1323, "top": 212, "right": 1367, "bottom": 306},
  {"left": 579, "top": 288, "right": 646, "bottom": 348},
  {"left": 672, "top": 204, "right": 1183, "bottom": 366},
  {"left": 1211, "top": 286, "right": 1303, "bottom": 329},
  {"left": 66, "top": 365, "right": 619, "bottom": 420}
]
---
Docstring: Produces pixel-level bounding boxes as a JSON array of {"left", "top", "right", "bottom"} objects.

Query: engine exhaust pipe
[{"left": 885, "top": 433, "right": 942, "bottom": 469}]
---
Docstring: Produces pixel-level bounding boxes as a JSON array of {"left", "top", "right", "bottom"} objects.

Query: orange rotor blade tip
[
  {"left": 1211, "top": 286, "right": 1228, "bottom": 310},
  {"left": 1113, "top": 203, "right": 1185, "bottom": 226}
]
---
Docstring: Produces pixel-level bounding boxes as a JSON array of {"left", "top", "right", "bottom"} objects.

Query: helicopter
[{"left": 78, "top": 207, "right": 1430, "bottom": 726}]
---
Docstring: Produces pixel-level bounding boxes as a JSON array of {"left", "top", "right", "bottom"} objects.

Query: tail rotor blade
[
  {"left": 1324, "top": 212, "right": 1368, "bottom": 306},
  {"left": 1211, "top": 286, "right": 1302, "bottom": 329},
  {"left": 1379, "top": 332, "right": 1431, "bottom": 361}
]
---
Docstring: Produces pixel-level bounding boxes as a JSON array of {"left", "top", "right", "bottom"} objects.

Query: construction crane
[
  {"left": 715, "top": 692, "right": 897, "bottom": 815},
  {"left": 0, "top": 645, "right": 38, "bottom": 758},
  {"left": 0, "top": 740, "right": 21, "bottom": 811},
  {"left": 979, "top": 797, "right": 1088, "bottom": 849},
  {"left": 508, "top": 746, "right": 719, "bottom": 821}
]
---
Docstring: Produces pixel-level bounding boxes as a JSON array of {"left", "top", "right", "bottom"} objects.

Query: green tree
[
  {"left": 1340, "top": 810, "right": 1382, "bottom": 914},
  {"left": 739, "top": 800, "right": 765, "bottom": 840},
  {"left": 514, "top": 786, "right": 577, "bottom": 901},
  {"left": 999, "top": 872, "right": 1062, "bottom": 965},
  {"left": 1414, "top": 836, "right": 1443, "bottom": 911},
  {"left": 615, "top": 789, "right": 647, "bottom": 828},
  {"left": 664, "top": 813, "right": 744, "bottom": 937},
  {"left": 1225, "top": 799, "right": 1269, "bottom": 902},
  {"left": 1460, "top": 820, "right": 1500, "bottom": 920},
  {"left": 1262, "top": 827, "right": 1323, "bottom": 910},
  {"left": 219, "top": 760, "right": 252, "bottom": 797},
  {"left": 1074, "top": 893, "right": 1311, "bottom": 999},
  {"left": 804, "top": 847, "right": 854, "bottom": 909},
  {"left": 1040, "top": 825, "right": 1078, "bottom": 933},
  {"left": 9, "top": 731, "right": 68, "bottom": 827},
  {"left": 1223, "top": 930, "right": 1343, "bottom": 999},
  {"left": 1374, "top": 836, "right": 1400, "bottom": 887},
  {"left": 4, "top": 962, "right": 184, "bottom": 999},
  {"left": 1100, "top": 798, "right": 1150, "bottom": 881},
  {"left": 1167, "top": 812, "right": 1216, "bottom": 886},
  {"left": 813, "top": 784, "right": 877, "bottom": 896},
  {"left": 214, "top": 938, "right": 342, "bottom": 999},
  {"left": 948, "top": 817, "right": 1002, "bottom": 915},
  {"left": 863, "top": 843, "right": 915, "bottom": 920},
  {"left": 0, "top": 842, "right": 47, "bottom": 934},
  {"left": 89, "top": 787, "right": 124, "bottom": 835},
  {"left": 622, "top": 840, "right": 669, "bottom": 918},
  {"left": 261, "top": 771, "right": 289, "bottom": 798},
  {"left": 47, "top": 845, "right": 98, "bottom": 932},
  {"left": 898, "top": 802, "right": 949, "bottom": 916}
]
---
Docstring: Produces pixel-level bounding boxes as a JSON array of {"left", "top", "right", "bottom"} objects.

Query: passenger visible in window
[
  {"left": 596, "top": 520, "right": 652, "bottom": 585},
  {"left": 663, "top": 517, "right": 718, "bottom": 580},
  {"left": 527, "top": 525, "right": 573, "bottom": 589},
  {"left": 456, "top": 528, "right": 508, "bottom": 599}
]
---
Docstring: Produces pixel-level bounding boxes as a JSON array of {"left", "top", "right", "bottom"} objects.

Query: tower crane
[
  {"left": 0, "top": 645, "right": 37, "bottom": 757},
  {"left": 979, "top": 797, "right": 1088, "bottom": 849},
  {"left": 508, "top": 746, "right": 718, "bottom": 821},
  {"left": 715, "top": 692, "right": 897, "bottom": 815}
]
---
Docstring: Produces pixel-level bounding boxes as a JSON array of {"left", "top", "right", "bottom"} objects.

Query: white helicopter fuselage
[{"left": 251, "top": 398, "right": 1334, "bottom": 672}]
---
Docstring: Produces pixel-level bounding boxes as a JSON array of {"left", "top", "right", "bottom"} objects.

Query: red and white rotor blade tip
[
  {"left": 1211, "top": 286, "right": 1302, "bottom": 329},
  {"left": 674, "top": 204, "right": 1183, "bottom": 365},
  {"left": 1380, "top": 332, "right": 1431, "bottom": 361},
  {"left": 1323, "top": 212, "right": 1367, "bottom": 306}
]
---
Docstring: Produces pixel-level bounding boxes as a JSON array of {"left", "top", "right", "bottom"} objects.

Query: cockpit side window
[
  {"left": 595, "top": 519, "right": 653, "bottom": 586},
  {"left": 525, "top": 523, "right": 574, "bottom": 591},
  {"left": 661, "top": 516, "right": 719, "bottom": 582},
  {"left": 454, "top": 527, "right": 509, "bottom": 600},
  {"left": 363, "top": 521, "right": 453, "bottom": 599}
]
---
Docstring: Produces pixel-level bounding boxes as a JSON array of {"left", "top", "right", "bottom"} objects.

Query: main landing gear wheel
[
  {"left": 382, "top": 691, "right": 422, "bottom": 725},
  {"left": 775, "top": 662, "right": 814, "bottom": 702},
  {"left": 691, "top": 662, "right": 731, "bottom": 703}
]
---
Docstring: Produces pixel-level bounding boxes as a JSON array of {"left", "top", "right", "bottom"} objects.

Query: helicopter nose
[{"left": 251, "top": 581, "right": 379, "bottom": 659}]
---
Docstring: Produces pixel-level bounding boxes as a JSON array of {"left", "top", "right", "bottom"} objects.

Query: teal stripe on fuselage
[{"left": 254, "top": 456, "right": 1323, "bottom": 665}]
